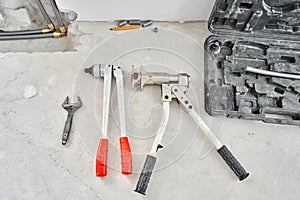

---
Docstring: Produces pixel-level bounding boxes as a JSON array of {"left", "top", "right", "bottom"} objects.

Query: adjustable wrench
[
  {"left": 62, "top": 96, "right": 82, "bottom": 145},
  {"left": 85, "top": 64, "right": 132, "bottom": 176},
  {"left": 132, "top": 67, "right": 249, "bottom": 195}
]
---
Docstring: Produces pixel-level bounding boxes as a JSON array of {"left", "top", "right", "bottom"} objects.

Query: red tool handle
[
  {"left": 96, "top": 138, "right": 108, "bottom": 177},
  {"left": 120, "top": 137, "right": 132, "bottom": 175}
]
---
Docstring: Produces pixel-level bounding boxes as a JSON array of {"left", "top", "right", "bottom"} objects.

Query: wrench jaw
[
  {"left": 62, "top": 96, "right": 82, "bottom": 114},
  {"left": 62, "top": 96, "right": 70, "bottom": 109}
]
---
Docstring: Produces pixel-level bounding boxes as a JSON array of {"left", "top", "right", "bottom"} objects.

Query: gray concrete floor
[{"left": 0, "top": 22, "right": 300, "bottom": 200}]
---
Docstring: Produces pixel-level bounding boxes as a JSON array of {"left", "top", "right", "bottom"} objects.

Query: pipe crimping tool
[
  {"left": 85, "top": 64, "right": 132, "bottom": 176},
  {"left": 132, "top": 67, "right": 249, "bottom": 195}
]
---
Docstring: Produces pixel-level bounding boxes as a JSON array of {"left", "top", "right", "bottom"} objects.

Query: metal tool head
[
  {"left": 85, "top": 64, "right": 111, "bottom": 78},
  {"left": 131, "top": 66, "right": 191, "bottom": 103},
  {"left": 62, "top": 96, "right": 82, "bottom": 113},
  {"left": 131, "top": 66, "right": 191, "bottom": 89},
  {"left": 84, "top": 64, "right": 102, "bottom": 78}
]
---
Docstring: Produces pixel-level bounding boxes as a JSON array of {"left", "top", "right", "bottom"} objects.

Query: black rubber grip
[
  {"left": 217, "top": 145, "right": 249, "bottom": 181},
  {"left": 134, "top": 155, "right": 157, "bottom": 195}
]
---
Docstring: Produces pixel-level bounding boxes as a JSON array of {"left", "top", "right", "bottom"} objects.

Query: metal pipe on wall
[
  {"left": 35, "top": 0, "right": 54, "bottom": 27},
  {"left": 0, "top": 33, "right": 55, "bottom": 41},
  {"left": 50, "top": 0, "right": 65, "bottom": 28},
  {"left": 0, "top": 0, "right": 66, "bottom": 40},
  {"left": 0, "top": 29, "right": 49, "bottom": 36}
]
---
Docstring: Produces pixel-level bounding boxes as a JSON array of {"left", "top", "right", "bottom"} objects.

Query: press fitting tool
[
  {"left": 85, "top": 64, "right": 132, "bottom": 176},
  {"left": 62, "top": 96, "right": 82, "bottom": 145},
  {"left": 132, "top": 67, "right": 249, "bottom": 195}
]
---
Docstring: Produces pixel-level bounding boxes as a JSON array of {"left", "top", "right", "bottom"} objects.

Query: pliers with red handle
[{"left": 85, "top": 64, "right": 132, "bottom": 176}]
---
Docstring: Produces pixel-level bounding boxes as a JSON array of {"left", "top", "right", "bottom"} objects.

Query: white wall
[{"left": 59, "top": 0, "right": 215, "bottom": 21}]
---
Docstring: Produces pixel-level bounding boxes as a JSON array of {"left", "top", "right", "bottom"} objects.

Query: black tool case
[{"left": 204, "top": 0, "right": 300, "bottom": 125}]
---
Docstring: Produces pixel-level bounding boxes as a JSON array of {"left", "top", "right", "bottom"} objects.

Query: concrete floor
[{"left": 0, "top": 22, "right": 300, "bottom": 200}]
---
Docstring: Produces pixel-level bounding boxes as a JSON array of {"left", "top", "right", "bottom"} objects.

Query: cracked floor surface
[{"left": 0, "top": 22, "right": 300, "bottom": 200}]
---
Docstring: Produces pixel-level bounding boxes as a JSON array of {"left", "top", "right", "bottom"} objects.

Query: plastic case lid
[{"left": 208, "top": 0, "right": 300, "bottom": 40}]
